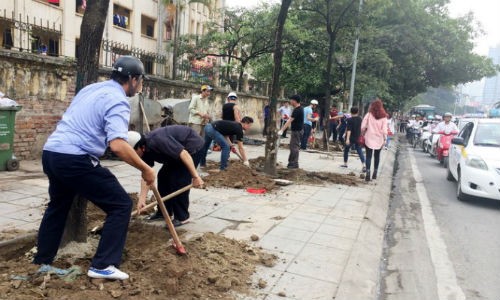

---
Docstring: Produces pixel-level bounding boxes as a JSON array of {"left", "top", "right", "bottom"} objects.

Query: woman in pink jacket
[{"left": 361, "top": 99, "right": 387, "bottom": 181}]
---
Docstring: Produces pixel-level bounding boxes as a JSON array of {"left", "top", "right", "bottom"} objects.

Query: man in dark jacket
[{"left": 129, "top": 125, "right": 204, "bottom": 227}]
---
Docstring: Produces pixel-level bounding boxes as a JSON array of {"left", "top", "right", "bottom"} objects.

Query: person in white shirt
[
  {"left": 432, "top": 112, "right": 458, "bottom": 134},
  {"left": 277, "top": 100, "right": 292, "bottom": 138}
]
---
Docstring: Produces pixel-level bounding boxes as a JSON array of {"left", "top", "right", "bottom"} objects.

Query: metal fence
[
  {"left": 0, "top": 9, "right": 61, "bottom": 55},
  {"left": 101, "top": 39, "right": 167, "bottom": 77}
]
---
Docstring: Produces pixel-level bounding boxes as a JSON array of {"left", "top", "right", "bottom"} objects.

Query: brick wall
[{"left": 0, "top": 50, "right": 267, "bottom": 160}]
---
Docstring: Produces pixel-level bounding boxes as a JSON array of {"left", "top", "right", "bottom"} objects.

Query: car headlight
[{"left": 465, "top": 155, "right": 488, "bottom": 170}]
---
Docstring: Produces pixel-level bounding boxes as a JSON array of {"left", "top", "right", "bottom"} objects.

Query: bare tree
[{"left": 263, "top": 0, "right": 292, "bottom": 176}]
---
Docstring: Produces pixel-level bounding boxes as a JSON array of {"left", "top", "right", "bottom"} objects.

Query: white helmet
[
  {"left": 311, "top": 99, "right": 319, "bottom": 105},
  {"left": 227, "top": 91, "right": 238, "bottom": 99},
  {"left": 444, "top": 112, "right": 452, "bottom": 118},
  {"left": 127, "top": 131, "right": 142, "bottom": 148}
]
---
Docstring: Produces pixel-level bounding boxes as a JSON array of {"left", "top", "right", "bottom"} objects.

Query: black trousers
[
  {"left": 157, "top": 149, "right": 203, "bottom": 222},
  {"left": 365, "top": 147, "right": 381, "bottom": 171},
  {"left": 34, "top": 151, "right": 132, "bottom": 269}
]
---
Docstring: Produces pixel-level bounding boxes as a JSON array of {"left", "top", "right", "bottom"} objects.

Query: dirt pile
[
  {"left": 202, "top": 156, "right": 360, "bottom": 190},
  {"left": 0, "top": 223, "right": 276, "bottom": 300},
  {"left": 202, "top": 160, "right": 277, "bottom": 191}
]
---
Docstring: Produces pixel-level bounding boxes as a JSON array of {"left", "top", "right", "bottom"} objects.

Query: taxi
[{"left": 447, "top": 118, "right": 500, "bottom": 201}]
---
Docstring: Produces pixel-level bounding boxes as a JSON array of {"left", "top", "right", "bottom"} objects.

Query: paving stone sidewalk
[{"left": 0, "top": 138, "right": 396, "bottom": 300}]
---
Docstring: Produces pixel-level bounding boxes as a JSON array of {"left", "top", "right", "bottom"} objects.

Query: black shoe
[
  {"left": 287, "top": 165, "right": 299, "bottom": 169},
  {"left": 365, "top": 170, "right": 371, "bottom": 182},
  {"left": 145, "top": 213, "right": 163, "bottom": 221},
  {"left": 172, "top": 219, "right": 190, "bottom": 227},
  {"left": 372, "top": 169, "right": 378, "bottom": 180}
]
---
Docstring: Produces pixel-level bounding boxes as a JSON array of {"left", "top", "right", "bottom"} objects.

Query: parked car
[{"left": 447, "top": 118, "right": 500, "bottom": 201}]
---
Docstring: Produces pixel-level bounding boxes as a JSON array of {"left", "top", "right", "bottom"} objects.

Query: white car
[{"left": 447, "top": 118, "right": 500, "bottom": 201}]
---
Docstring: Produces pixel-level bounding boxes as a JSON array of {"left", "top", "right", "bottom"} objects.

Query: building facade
[
  {"left": 0, "top": 0, "right": 223, "bottom": 78},
  {"left": 482, "top": 45, "right": 500, "bottom": 106}
]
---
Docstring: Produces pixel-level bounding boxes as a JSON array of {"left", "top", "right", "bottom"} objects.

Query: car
[{"left": 447, "top": 118, "right": 500, "bottom": 201}]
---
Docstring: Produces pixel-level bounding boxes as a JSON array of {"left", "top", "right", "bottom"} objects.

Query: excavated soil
[
  {"left": 202, "top": 156, "right": 360, "bottom": 190},
  {"left": 0, "top": 222, "right": 276, "bottom": 300}
]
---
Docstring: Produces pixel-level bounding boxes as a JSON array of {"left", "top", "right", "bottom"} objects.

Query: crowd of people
[
  {"left": 33, "top": 55, "right": 399, "bottom": 281},
  {"left": 277, "top": 95, "right": 393, "bottom": 182}
]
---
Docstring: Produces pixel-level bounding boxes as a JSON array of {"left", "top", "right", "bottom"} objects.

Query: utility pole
[{"left": 348, "top": 0, "right": 364, "bottom": 110}]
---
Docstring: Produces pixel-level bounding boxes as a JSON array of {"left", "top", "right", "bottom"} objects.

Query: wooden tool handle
[{"left": 150, "top": 185, "right": 186, "bottom": 254}]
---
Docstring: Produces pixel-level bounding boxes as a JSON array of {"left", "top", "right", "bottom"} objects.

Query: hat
[
  {"left": 310, "top": 99, "right": 319, "bottom": 105},
  {"left": 201, "top": 85, "right": 213, "bottom": 91},
  {"left": 444, "top": 112, "right": 452, "bottom": 117},
  {"left": 227, "top": 92, "right": 238, "bottom": 99},
  {"left": 127, "top": 131, "right": 142, "bottom": 149}
]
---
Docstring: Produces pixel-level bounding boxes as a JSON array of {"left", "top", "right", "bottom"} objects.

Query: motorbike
[
  {"left": 435, "top": 130, "right": 458, "bottom": 167},
  {"left": 419, "top": 128, "right": 432, "bottom": 152}
]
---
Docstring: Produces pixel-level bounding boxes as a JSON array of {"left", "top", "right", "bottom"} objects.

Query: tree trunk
[
  {"left": 263, "top": 0, "right": 292, "bottom": 176},
  {"left": 62, "top": 0, "right": 110, "bottom": 246}
]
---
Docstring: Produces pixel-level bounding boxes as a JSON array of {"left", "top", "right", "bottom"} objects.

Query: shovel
[
  {"left": 150, "top": 185, "right": 188, "bottom": 255},
  {"left": 90, "top": 184, "right": 192, "bottom": 237}
]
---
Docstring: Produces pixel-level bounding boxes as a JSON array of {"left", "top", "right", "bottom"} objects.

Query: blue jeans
[
  {"left": 301, "top": 124, "right": 312, "bottom": 149},
  {"left": 201, "top": 123, "right": 230, "bottom": 170},
  {"left": 343, "top": 141, "right": 365, "bottom": 164}
]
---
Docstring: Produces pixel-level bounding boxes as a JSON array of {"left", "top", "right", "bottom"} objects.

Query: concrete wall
[{"left": 0, "top": 50, "right": 267, "bottom": 160}]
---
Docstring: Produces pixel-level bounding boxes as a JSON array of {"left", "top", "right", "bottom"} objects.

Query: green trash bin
[{"left": 0, "top": 106, "right": 22, "bottom": 171}]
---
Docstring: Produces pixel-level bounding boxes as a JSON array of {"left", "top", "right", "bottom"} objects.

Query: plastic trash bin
[{"left": 0, "top": 106, "right": 22, "bottom": 171}]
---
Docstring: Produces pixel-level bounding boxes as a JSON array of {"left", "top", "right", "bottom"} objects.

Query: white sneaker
[{"left": 87, "top": 265, "right": 129, "bottom": 280}]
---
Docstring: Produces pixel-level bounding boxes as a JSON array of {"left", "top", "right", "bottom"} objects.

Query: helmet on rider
[
  {"left": 112, "top": 56, "right": 147, "bottom": 79},
  {"left": 444, "top": 112, "right": 452, "bottom": 118}
]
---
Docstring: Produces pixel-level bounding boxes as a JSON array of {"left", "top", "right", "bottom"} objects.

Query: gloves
[
  {"left": 230, "top": 146, "right": 237, "bottom": 154},
  {"left": 277, "top": 130, "right": 283, "bottom": 136},
  {"left": 243, "top": 161, "right": 250, "bottom": 167}
]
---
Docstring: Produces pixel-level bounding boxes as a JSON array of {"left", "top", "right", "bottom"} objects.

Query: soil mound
[{"left": 0, "top": 223, "right": 275, "bottom": 300}]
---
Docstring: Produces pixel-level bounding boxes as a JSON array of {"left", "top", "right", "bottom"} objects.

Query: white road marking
[{"left": 408, "top": 148, "right": 466, "bottom": 300}]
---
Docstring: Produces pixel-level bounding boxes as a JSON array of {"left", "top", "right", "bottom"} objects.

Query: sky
[
  {"left": 225, "top": 0, "right": 500, "bottom": 56},
  {"left": 447, "top": 0, "right": 500, "bottom": 55}
]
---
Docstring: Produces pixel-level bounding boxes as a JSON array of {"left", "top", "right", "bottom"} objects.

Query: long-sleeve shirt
[
  {"left": 188, "top": 94, "right": 210, "bottom": 125},
  {"left": 432, "top": 121, "right": 458, "bottom": 134}
]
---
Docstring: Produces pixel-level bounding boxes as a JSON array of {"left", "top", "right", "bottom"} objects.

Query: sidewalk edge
[{"left": 335, "top": 145, "right": 396, "bottom": 300}]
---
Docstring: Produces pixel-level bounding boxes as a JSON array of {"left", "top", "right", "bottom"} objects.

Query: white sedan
[{"left": 447, "top": 118, "right": 500, "bottom": 201}]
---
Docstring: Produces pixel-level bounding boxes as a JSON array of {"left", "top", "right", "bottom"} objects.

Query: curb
[{"left": 335, "top": 140, "right": 397, "bottom": 300}]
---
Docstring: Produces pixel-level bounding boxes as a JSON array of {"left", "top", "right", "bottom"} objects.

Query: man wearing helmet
[
  {"left": 433, "top": 112, "right": 458, "bottom": 134},
  {"left": 188, "top": 85, "right": 213, "bottom": 136},
  {"left": 301, "top": 99, "right": 319, "bottom": 150},
  {"left": 127, "top": 126, "right": 205, "bottom": 227},
  {"left": 34, "top": 56, "right": 155, "bottom": 280}
]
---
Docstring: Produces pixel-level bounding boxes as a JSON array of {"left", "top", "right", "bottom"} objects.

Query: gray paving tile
[
  {"left": 322, "top": 216, "right": 362, "bottom": 230},
  {"left": 0, "top": 202, "right": 32, "bottom": 216},
  {"left": 209, "top": 202, "right": 260, "bottom": 222},
  {"left": 181, "top": 216, "right": 234, "bottom": 234},
  {"left": 316, "top": 223, "right": 359, "bottom": 239},
  {"left": 308, "top": 232, "right": 355, "bottom": 252},
  {"left": 266, "top": 225, "right": 314, "bottom": 242},
  {"left": 258, "top": 235, "right": 306, "bottom": 255},
  {"left": 286, "top": 210, "right": 327, "bottom": 224},
  {"left": 277, "top": 217, "right": 322, "bottom": 232},
  {"left": 295, "top": 204, "right": 334, "bottom": 216},
  {"left": 251, "top": 266, "right": 284, "bottom": 293},
  {"left": 6, "top": 196, "right": 46, "bottom": 208},
  {"left": 9, "top": 207, "right": 44, "bottom": 222},
  {"left": 0, "top": 191, "right": 26, "bottom": 202},
  {"left": 270, "top": 272, "right": 337, "bottom": 299}
]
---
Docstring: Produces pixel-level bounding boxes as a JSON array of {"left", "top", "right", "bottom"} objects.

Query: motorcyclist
[{"left": 432, "top": 112, "right": 458, "bottom": 134}]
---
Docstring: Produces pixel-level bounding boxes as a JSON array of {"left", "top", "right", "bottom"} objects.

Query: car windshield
[{"left": 473, "top": 123, "right": 500, "bottom": 147}]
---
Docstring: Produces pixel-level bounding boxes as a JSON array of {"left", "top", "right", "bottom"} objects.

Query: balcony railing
[{"left": 0, "top": 9, "right": 62, "bottom": 56}]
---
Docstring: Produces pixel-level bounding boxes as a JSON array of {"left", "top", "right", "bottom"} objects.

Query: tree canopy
[{"left": 179, "top": 0, "right": 497, "bottom": 110}]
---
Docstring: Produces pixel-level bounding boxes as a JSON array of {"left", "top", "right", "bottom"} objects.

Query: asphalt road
[{"left": 379, "top": 139, "right": 500, "bottom": 300}]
